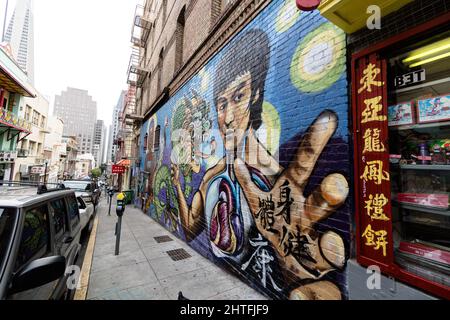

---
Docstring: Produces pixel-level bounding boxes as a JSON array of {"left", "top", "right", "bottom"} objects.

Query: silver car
[
  {"left": 75, "top": 192, "right": 94, "bottom": 232},
  {"left": 0, "top": 184, "right": 81, "bottom": 300}
]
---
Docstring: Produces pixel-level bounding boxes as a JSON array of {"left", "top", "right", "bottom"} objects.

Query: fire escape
[{"left": 118, "top": 4, "right": 152, "bottom": 166}]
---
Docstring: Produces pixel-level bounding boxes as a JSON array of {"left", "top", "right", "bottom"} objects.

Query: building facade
[
  {"left": 0, "top": 43, "right": 35, "bottom": 181},
  {"left": 60, "top": 135, "right": 78, "bottom": 179},
  {"left": 93, "top": 119, "right": 107, "bottom": 167},
  {"left": 3, "top": 0, "right": 35, "bottom": 85},
  {"left": 42, "top": 116, "right": 64, "bottom": 183},
  {"left": 75, "top": 153, "right": 95, "bottom": 179},
  {"left": 13, "top": 91, "right": 50, "bottom": 181},
  {"left": 109, "top": 90, "right": 127, "bottom": 163},
  {"left": 132, "top": 0, "right": 350, "bottom": 300},
  {"left": 53, "top": 87, "right": 98, "bottom": 155},
  {"left": 129, "top": 0, "right": 450, "bottom": 300}
]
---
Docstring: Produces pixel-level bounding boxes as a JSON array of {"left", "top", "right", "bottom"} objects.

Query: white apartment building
[{"left": 13, "top": 91, "right": 49, "bottom": 181}]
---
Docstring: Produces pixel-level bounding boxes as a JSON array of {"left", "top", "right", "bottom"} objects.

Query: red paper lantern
[{"left": 296, "top": 0, "right": 322, "bottom": 11}]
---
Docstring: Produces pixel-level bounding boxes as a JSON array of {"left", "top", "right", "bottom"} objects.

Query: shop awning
[
  {"left": 116, "top": 159, "right": 131, "bottom": 167},
  {"left": 0, "top": 45, "right": 36, "bottom": 98},
  {"left": 319, "top": 0, "right": 413, "bottom": 34}
]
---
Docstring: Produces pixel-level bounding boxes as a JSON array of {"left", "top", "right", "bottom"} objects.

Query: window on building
[
  {"left": 28, "top": 141, "right": 35, "bottom": 155},
  {"left": 158, "top": 48, "right": 164, "bottom": 93},
  {"left": 211, "top": 0, "right": 222, "bottom": 23},
  {"left": 32, "top": 110, "right": 40, "bottom": 126},
  {"left": 25, "top": 105, "right": 32, "bottom": 121},
  {"left": 40, "top": 116, "right": 46, "bottom": 128},
  {"left": 221, "top": 0, "right": 234, "bottom": 10},
  {"left": 175, "top": 7, "right": 186, "bottom": 71},
  {"left": 154, "top": 125, "right": 161, "bottom": 151},
  {"left": 386, "top": 31, "right": 450, "bottom": 291}
]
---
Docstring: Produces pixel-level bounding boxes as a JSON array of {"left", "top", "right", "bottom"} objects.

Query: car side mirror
[{"left": 9, "top": 256, "right": 66, "bottom": 295}]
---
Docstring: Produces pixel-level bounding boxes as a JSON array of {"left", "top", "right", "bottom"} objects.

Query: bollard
[{"left": 115, "top": 192, "right": 126, "bottom": 256}]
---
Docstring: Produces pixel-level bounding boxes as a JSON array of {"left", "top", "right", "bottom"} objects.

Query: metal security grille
[
  {"left": 154, "top": 236, "right": 173, "bottom": 243},
  {"left": 166, "top": 248, "right": 191, "bottom": 261}
]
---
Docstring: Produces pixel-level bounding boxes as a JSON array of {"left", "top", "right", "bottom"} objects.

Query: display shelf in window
[
  {"left": 399, "top": 164, "right": 450, "bottom": 171},
  {"left": 392, "top": 200, "right": 450, "bottom": 216},
  {"left": 389, "top": 121, "right": 450, "bottom": 131}
]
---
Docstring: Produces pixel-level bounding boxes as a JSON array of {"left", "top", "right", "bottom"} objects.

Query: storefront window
[{"left": 387, "top": 30, "right": 450, "bottom": 289}]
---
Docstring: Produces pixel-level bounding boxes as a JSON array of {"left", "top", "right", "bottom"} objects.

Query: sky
[{"left": 1, "top": 0, "right": 141, "bottom": 128}]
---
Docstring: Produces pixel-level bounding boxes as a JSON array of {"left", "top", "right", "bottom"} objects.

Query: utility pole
[{"left": 2, "top": 0, "right": 9, "bottom": 42}]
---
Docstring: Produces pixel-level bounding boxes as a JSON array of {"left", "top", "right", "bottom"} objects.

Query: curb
[{"left": 74, "top": 216, "right": 99, "bottom": 300}]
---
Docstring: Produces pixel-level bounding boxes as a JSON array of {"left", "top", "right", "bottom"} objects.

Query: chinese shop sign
[
  {"left": 112, "top": 165, "right": 126, "bottom": 174},
  {"left": 355, "top": 54, "right": 393, "bottom": 264}
]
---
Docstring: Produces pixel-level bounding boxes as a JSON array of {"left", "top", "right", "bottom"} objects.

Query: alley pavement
[{"left": 82, "top": 197, "right": 267, "bottom": 300}]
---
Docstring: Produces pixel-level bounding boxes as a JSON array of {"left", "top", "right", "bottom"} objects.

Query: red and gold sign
[
  {"left": 354, "top": 54, "right": 393, "bottom": 265},
  {"left": 112, "top": 165, "right": 126, "bottom": 174}
]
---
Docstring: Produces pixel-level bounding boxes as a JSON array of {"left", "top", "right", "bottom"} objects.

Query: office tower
[
  {"left": 110, "top": 90, "right": 126, "bottom": 163},
  {"left": 53, "top": 87, "right": 97, "bottom": 156},
  {"left": 4, "top": 0, "right": 35, "bottom": 84}
]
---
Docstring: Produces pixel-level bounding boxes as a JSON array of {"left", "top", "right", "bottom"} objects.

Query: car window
[
  {"left": 66, "top": 194, "right": 80, "bottom": 229},
  {"left": 0, "top": 208, "right": 17, "bottom": 277},
  {"left": 77, "top": 197, "right": 86, "bottom": 210},
  {"left": 63, "top": 181, "right": 89, "bottom": 191},
  {"left": 50, "top": 199, "right": 67, "bottom": 238},
  {"left": 15, "top": 205, "right": 50, "bottom": 271}
]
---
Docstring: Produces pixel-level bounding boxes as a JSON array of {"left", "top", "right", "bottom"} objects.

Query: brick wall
[{"left": 136, "top": 0, "right": 351, "bottom": 300}]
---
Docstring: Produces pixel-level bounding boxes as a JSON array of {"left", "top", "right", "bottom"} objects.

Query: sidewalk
[{"left": 81, "top": 198, "right": 267, "bottom": 300}]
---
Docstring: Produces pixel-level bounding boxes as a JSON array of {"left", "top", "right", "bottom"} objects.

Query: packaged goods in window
[
  {"left": 430, "top": 140, "right": 448, "bottom": 165},
  {"left": 417, "top": 95, "right": 450, "bottom": 124},
  {"left": 397, "top": 193, "right": 449, "bottom": 209},
  {"left": 399, "top": 241, "right": 450, "bottom": 265},
  {"left": 388, "top": 102, "right": 415, "bottom": 126}
]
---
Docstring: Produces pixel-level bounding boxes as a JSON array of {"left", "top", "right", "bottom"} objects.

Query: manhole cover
[
  {"left": 154, "top": 236, "right": 173, "bottom": 243},
  {"left": 166, "top": 248, "right": 191, "bottom": 261}
]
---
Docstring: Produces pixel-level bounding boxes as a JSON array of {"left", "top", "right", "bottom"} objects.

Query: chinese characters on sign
[{"left": 357, "top": 56, "right": 391, "bottom": 260}]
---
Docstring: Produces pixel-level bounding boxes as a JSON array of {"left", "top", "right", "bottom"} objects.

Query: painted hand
[
  {"left": 170, "top": 163, "right": 181, "bottom": 187},
  {"left": 234, "top": 110, "right": 349, "bottom": 299}
]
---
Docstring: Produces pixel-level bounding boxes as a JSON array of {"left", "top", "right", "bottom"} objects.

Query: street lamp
[{"left": 44, "top": 160, "right": 48, "bottom": 185}]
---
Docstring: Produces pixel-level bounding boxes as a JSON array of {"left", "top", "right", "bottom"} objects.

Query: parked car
[
  {"left": 62, "top": 180, "right": 101, "bottom": 208},
  {"left": 76, "top": 193, "right": 94, "bottom": 233},
  {"left": 0, "top": 184, "right": 82, "bottom": 300}
]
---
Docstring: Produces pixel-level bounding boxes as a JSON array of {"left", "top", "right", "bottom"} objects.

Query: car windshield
[
  {"left": 63, "top": 181, "right": 91, "bottom": 192},
  {"left": 0, "top": 207, "right": 17, "bottom": 277}
]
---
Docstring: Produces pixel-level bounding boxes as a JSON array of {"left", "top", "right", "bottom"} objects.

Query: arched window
[
  {"left": 154, "top": 125, "right": 161, "bottom": 151},
  {"left": 175, "top": 7, "right": 186, "bottom": 71},
  {"left": 143, "top": 133, "right": 148, "bottom": 151}
]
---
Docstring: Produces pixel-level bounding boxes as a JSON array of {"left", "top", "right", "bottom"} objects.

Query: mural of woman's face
[{"left": 216, "top": 72, "right": 259, "bottom": 151}]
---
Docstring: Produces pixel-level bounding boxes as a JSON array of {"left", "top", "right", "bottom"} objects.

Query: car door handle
[{"left": 63, "top": 236, "right": 74, "bottom": 244}]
